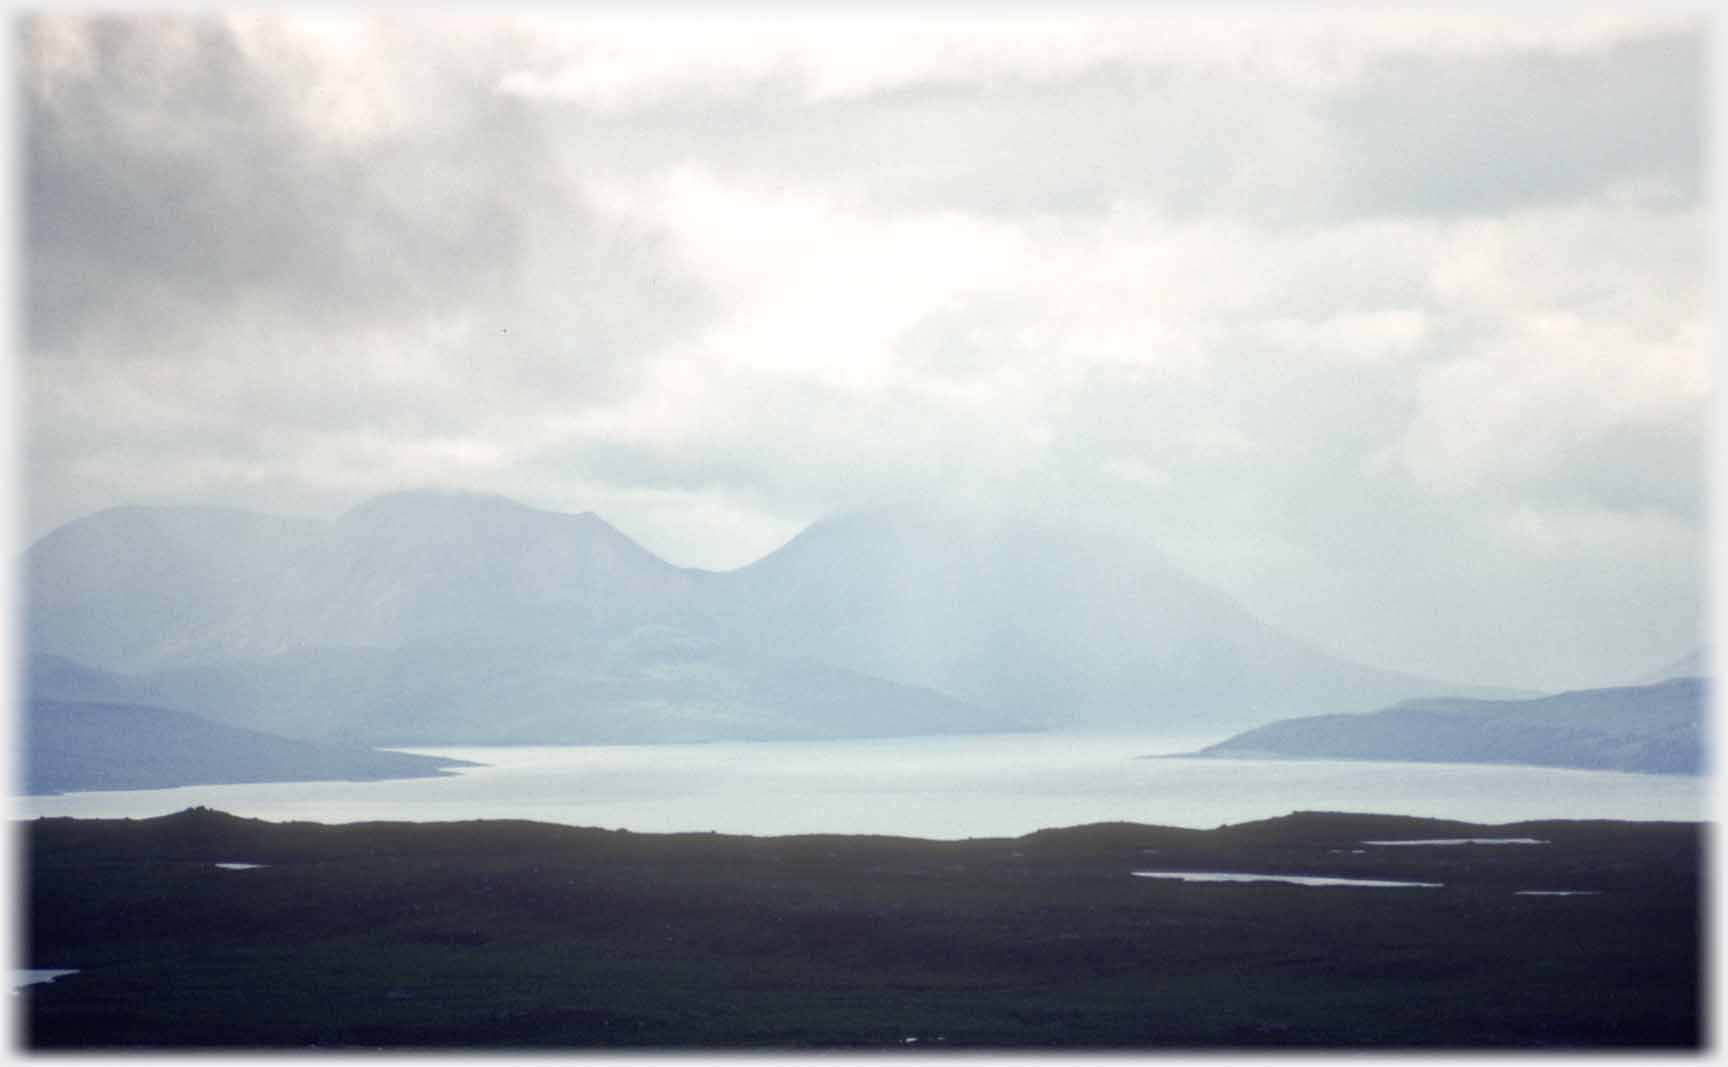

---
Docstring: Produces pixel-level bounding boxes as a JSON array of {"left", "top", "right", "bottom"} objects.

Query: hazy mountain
[
  {"left": 24, "top": 505, "right": 321, "bottom": 670},
  {"left": 26, "top": 491, "right": 700, "bottom": 670},
  {"left": 682, "top": 504, "right": 1516, "bottom": 732},
  {"left": 133, "top": 629, "right": 1025, "bottom": 745},
  {"left": 1185, "top": 677, "right": 1706, "bottom": 775},
  {"left": 25, "top": 652, "right": 144, "bottom": 703},
  {"left": 24, "top": 491, "right": 1510, "bottom": 745},
  {"left": 227, "top": 491, "right": 700, "bottom": 657},
  {"left": 23, "top": 699, "right": 476, "bottom": 796}
]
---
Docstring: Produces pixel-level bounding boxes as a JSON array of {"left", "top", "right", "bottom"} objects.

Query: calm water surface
[
  {"left": 14, "top": 730, "right": 1707, "bottom": 839},
  {"left": 13, "top": 970, "right": 78, "bottom": 990},
  {"left": 1131, "top": 872, "right": 1443, "bottom": 888}
]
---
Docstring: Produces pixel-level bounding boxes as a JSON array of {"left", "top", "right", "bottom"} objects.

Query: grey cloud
[
  {"left": 537, "top": 26, "right": 1702, "bottom": 226},
  {"left": 23, "top": 15, "right": 713, "bottom": 534},
  {"left": 1326, "top": 28, "right": 1702, "bottom": 218},
  {"left": 27, "top": 17, "right": 511, "bottom": 354},
  {"left": 1047, "top": 352, "right": 1421, "bottom": 542},
  {"left": 523, "top": 372, "right": 1022, "bottom": 522},
  {"left": 1524, "top": 417, "right": 1705, "bottom": 521},
  {"left": 1030, "top": 310, "right": 1702, "bottom": 689},
  {"left": 25, "top": 15, "right": 709, "bottom": 360},
  {"left": 556, "top": 66, "right": 1316, "bottom": 220}
]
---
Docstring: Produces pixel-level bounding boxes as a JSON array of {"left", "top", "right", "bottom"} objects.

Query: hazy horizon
[{"left": 22, "top": 11, "right": 1707, "bottom": 693}]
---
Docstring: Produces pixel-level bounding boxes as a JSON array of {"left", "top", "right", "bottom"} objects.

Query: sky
[{"left": 18, "top": 9, "right": 1710, "bottom": 692}]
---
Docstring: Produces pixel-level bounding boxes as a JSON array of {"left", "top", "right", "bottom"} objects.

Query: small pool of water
[
  {"left": 14, "top": 969, "right": 78, "bottom": 991},
  {"left": 1132, "top": 871, "right": 1442, "bottom": 888},
  {"left": 1362, "top": 838, "right": 1547, "bottom": 846}
]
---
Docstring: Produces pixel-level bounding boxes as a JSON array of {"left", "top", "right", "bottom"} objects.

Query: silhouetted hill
[
  {"left": 1185, "top": 678, "right": 1706, "bottom": 775},
  {"left": 22, "top": 698, "right": 477, "bottom": 795}
]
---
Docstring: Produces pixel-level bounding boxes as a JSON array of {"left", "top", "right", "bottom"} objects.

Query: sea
[{"left": 13, "top": 730, "right": 1708, "bottom": 838}]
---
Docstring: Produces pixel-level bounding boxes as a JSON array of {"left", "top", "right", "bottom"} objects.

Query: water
[
  {"left": 1361, "top": 838, "right": 1548, "bottom": 846},
  {"left": 13, "top": 970, "right": 78, "bottom": 991},
  {"left": 1131, "top": 872, "right": 1443, "bottom": 888},
  {"left": 12, "top": 730, "right": 1707, "bottom": 840}
]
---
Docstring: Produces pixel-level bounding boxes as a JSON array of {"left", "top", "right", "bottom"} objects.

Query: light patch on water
[
  {"left": 1515, "top": 890, "right": 1603, "bottom": 896},
  {"left": 15, "top": 731, "right": 1707, "bottom": 839},
  {"left": 212, "top": 863, "right": 268, "bottom": 870},
  {"left": 14, "top": 969, "right": 78, "bottom": 991},
  {"left": 1362, "top": 838, "right": 1547, "bottom": 846},
  {"left": 1132, "top": 871, "right": 1442, "bottom": 888}
]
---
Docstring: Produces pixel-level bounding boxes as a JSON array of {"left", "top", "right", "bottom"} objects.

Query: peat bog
[{"left": 17, "top": 806, "right": 1702, "bottom": 1050}]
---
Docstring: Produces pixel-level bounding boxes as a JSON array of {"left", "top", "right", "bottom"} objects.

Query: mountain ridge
[
  {"left": 23, "top": 490, "right": 1555, "bottom": 746},
  {"left": 686, "top": 504, "right": 1526, "bottom": 731}
]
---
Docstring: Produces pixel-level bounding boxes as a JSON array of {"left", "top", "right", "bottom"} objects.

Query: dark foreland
[{"left": 19, "top": 808, "right": 1701, "bottom": 1050}]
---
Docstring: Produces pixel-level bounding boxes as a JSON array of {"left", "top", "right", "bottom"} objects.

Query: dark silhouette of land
[
  {"left": 23, "top": 698, "right": 477, "bottom": 795},
  {"left": 19, "top": 807, "right": 1701, "bottom": 1049}
]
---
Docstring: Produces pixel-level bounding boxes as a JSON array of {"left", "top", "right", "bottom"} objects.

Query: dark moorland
[{"left": 19, "top": 807, "right": 1702, "bottom": 1050}]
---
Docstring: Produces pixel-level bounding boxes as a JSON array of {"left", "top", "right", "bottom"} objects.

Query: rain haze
[{"left": 21, "top": 10, "right": 1707, "bottom": 693}]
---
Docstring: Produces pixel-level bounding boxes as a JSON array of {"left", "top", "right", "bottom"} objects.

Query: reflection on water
[
  {"left": 13, "top": 970, "right": 78, "bottom": 991},
  {"left": 1362, "top": 838, "right": 1548, "bottom": 847},
  {"left": 13, "top": 729, "right": 1708, "bottom": 840},
  {"left": 1132, "top": 871, "right": 1443, "bottom": 888}
]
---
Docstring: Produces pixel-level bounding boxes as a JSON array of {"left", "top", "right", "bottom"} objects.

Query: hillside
[
  {"left": 25, "top": 491, "right": 699, "bottom": 668},
  {"left": 685, "top": 504, "right": 1522, "bottom": 732},
  {"left": 22, "top": 699, "right": 476, "bottom": 795},
  {"left": 134, "top": 636, "right": 1027, "bottom": 745},
  {"left": 1184, "top": 678, "right": 1706, "bottom": 775}
]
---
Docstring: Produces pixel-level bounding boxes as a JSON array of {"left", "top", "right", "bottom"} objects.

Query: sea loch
[{"left": 16, "top": 730, "right": 1704, "bottom": 838}]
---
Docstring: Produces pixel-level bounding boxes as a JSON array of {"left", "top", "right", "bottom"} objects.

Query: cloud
[
  {"left": 1326, "top": 29, "right": 1703, "bottom": 217},
  {"left": 493, "top": 10, "right": 1685, "bottom": 107},
  {"left": 495, "top": 13, "right": 1699, "bottom": 225},
  {"left": 19, "top": 11, "right": 1707, "bottom": 690},
  {"left": 23, "top": 13, "right": 712, "bottom": 527},
  {"left": 28, "top": 17, "right": 513, "bottom": 352}
]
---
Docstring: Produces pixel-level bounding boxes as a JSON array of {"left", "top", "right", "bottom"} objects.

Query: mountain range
[{"left": 25, "top": 489, "right": 1540, "bottom": 750}]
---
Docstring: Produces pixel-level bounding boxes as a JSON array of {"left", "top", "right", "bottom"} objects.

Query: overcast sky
[{"left": 20, "top": 10, "right": 1709, "bottom": 691}]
